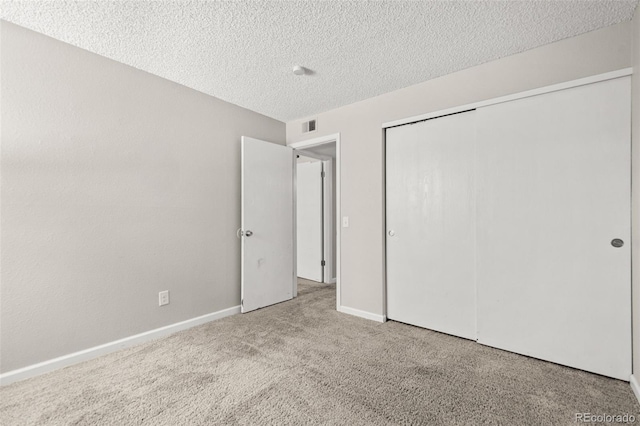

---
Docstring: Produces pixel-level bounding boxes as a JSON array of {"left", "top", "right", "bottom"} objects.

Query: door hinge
[
  {"left": 321, "top": 260, "right": 326, "bottom": 266},
  {"left": 321, "top": 171, "right": 325, "bottom": 178}
]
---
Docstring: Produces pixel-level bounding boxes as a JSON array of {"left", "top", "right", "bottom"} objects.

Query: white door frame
[{"left": 290, "top": 133, "right": 341, "bottom": 309}]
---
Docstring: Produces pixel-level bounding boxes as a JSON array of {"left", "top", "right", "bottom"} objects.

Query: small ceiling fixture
[{"left": 292, "top": 65, "right": 306, "bottom": 76}]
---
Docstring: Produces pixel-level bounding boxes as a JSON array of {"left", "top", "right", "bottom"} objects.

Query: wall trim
[
  {"left": 382, "top": 67, "right": 633, "bottom": 129},
  {"left": 0, "top": 305, "right": 241, "bottom": 386},
  {"left": 338, "top": 305, "right": 387, "bottom": 323},
  {"left": 290, "top": 132, "right": 340, "bottom": 150},
  {"left": 630, "top": 375, "right": 640, "bottom": 404}
]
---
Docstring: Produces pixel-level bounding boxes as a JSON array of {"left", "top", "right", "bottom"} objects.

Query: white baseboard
[
  {"left": 0, "top": 305, "right": 240, "bottom": 386},
  {"left": 338, "top": 305, "right": 386, "bottom": 323},
  {"left": 326, "top": 278, "right": 337, "bottom": 284},
  {"left": 630, "top": 375, "right": 640, "bottom": 405}
]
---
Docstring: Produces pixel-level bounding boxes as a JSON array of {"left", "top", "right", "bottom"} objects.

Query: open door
[
  {"left": 240, "top": 136, "right": 295, "bottom": 313},
  {"left": 296, "top": 161, "right": 323, "bottom": 282}
]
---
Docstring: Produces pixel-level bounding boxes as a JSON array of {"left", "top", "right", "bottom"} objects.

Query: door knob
[
  {"left": 388, "top": 230, "right": 395, "bottom": 237},
  {"left": 245, "top": 230, "right": 253, "bottom": 237},
  {"left": 611, "top": 238, "right": 624, "bottom": 248}
]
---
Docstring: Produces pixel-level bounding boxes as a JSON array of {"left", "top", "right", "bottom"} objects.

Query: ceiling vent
[{"left": 302, "top": 119, "right": 317, "bottom": 134}]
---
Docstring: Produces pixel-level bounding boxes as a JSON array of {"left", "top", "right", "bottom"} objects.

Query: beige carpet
[{"left": 1, "top": 279, "right": 638, "bottom": 425}]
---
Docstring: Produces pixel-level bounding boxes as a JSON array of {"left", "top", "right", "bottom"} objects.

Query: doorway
[{"left": 291, "top": 134, "right": 341, "bottom": 309}]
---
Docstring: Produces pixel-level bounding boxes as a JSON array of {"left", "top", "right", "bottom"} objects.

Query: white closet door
[
  {"left": 476, "top": 77, "right": 631, "bottom": 380},
  {"left": 296, "top": 161, "right": 323, "bottom": 282},
  {"left": 386, "top": 111, "right": 477, "bottom": 340}
]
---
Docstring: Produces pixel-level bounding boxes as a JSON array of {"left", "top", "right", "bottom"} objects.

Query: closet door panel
[
  {"left": 476, "top": 77, "right": 631, "bottom": 380},
  {"left": 386, "top": 111, "right": 476, "bottom": 340}
]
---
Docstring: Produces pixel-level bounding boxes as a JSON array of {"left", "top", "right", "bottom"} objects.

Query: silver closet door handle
[
  {"left": 236, "top": 228, "right": 244, "bottom": 238},
  {"left": 388, "top": 230, "right": 395, "bottom": 237},
  {"left": 611, "top": 238, "right": 624, "bottom": 248},
  {"left": 245, "top": 230, "right": 253, "bottom": 237}
]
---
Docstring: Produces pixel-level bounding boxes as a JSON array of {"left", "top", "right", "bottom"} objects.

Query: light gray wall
[
  {"left": 0, "top": 21, "right": 285, "bottom": 373},
  {"left": 286, "top": 21, "right": 633, "bottom": 316},
  {"left": 632, "top": 11, "right": 640, "bottom": 380}
]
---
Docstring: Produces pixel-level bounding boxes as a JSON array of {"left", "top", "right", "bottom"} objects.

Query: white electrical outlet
[{"left": 159, "top": 290, "right": 169, "bottom": 306}]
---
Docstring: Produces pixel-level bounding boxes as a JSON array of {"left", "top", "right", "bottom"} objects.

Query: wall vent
[{"left": 302, "top": 119, "right": 317, "bottom": 133}]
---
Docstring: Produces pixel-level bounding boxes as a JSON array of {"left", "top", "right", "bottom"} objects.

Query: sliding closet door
[
  {"left": 476, "top": 77, "right": 631, "bottom": 380},
  {"left": 386, "top": 111, "right": 476, "bottom": 340}
]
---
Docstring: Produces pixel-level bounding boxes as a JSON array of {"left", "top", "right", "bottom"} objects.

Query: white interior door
[
  {"left": 476, "top": 77, "right": 631, "bottom": 380},
  {"left": 386, "top": 111, "right": 477, "bottom": 340},
  {"left": 296, "top": 161, "right": 323, "bottom": 282},
  {"left": 241, "top": 136, "right": 294, "bottom": 313}
]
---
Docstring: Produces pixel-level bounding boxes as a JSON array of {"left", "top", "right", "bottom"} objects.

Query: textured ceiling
[{"left": 1, "top": 1, "right": 638, "bottom": 122}]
